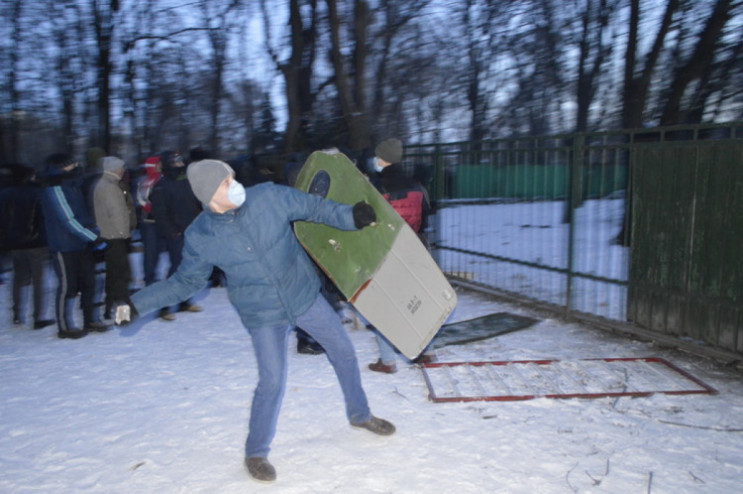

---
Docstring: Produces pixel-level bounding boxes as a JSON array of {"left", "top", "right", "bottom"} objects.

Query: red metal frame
[{"left": 422, "top": 357, "right": 717, "bottom": 403}]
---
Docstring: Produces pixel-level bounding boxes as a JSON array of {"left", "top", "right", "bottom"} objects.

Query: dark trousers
[
  {"left": 103, "top": 238, "right": 132, "bottom": 313},
  {"left": 165, "top": 234, "right": 184, "bottom": 276},
  {"left": 140, "top": 221, "right": 165, "bottom": 285},
  {"left": 51, "top": 249, "right": 99, "bottom": 331},
  {"left": 11, "top": 247, "right": 49, "bottom": 323}
]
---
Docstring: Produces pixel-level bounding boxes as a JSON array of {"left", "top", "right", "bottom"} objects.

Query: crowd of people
[
  {"left": 0, "top": 147, "right": 214, "bottom": 339},
  {"left": 0, "top": 139, "right": 433, "bottom": 483}
]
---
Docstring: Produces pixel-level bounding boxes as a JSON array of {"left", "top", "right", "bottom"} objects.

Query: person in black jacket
[
  {"left": 41, "top": 154, "right": 110, "bottom": 338},
  {"left": 149, "top": 151, "right": 203, "bottom": 320},
  {"left": 0, "top": 164, "right": 55, "bottom": 329}
]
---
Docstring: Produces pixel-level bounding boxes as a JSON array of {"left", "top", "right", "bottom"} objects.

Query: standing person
[
  {"left": 367, "top": 138, "right": 436, "bottom": 373},
  {"left": 135, "top": 156, "right": 165, "bottom": 286},
  {"left": 41, "top": 153, "right": 109, "bottom": 339},
  {"left": 0, "top": 164, "right": 54, "bottom": 329},
  {"left": 149, "top": 151, "right": 203, "bottom": 320},
  {"left": 81, "top": 147, "right": 107, "bottom": 314},
  {"left": 114, "top": 160, "right": 394, "bottom": 483},
  {"left": 93, "top": 156, "right": 137, "bottom": 319}
]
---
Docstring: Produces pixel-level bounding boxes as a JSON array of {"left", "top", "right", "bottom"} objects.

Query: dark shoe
[
  {"left": 13, "top": 317, "right": 22, "bottom": 325},
  {"left": 84, "top": 321, "right": 111, "bottom": 332},
  {"left": 412, "top": 353, "right": 436, "bottom": 365},
  {"left": 368, "top": 359, "right": 397, "bottom": 374},
  {"left": 159, "top": 309, "right": 176, "bottom": 321},
  {"left": 351, "top": 415, "right": 396, "bottom": 436},
  {"left": 58, "top": 328, "right": 88, "bottom": 339},
  {"left": 33, "top": 319, "right": 55, "bottom": 330},
  {"left": 245, "top": 457, "right": 276, "bottom": 483},
  {"left": 178, "top": 303, "right": 202, "bottom": 313},
  {"left": 297, "top": 339, "right": 325, "bottom": 355}
]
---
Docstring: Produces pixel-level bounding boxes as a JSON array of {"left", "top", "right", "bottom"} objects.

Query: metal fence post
[{"left": 566, "top": 134, "right": 585, "bottom": 313}]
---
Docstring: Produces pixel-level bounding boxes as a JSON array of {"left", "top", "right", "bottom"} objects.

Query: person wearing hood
[
  {"left": 149, "top": 151, "right": 203, "bottom": 319},
  {"left": 93, "top": 156, "right": 137, "bottom": 319},
  {"left": 113, "top": 159, "right": 394, "bottom": 483},
  {"left": 41, "top": 153, "right": 110, "bottom": 339}
]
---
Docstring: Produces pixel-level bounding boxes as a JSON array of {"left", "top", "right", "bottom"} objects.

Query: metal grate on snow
[{"left": 422, "top": 357, "right": 717, "bottom": 403}]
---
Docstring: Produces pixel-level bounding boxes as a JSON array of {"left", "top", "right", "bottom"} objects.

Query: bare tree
[
  {"left": 261, "top": 0, "right": 320, "bottom": 153},
  {"left": 89, "top": 0, "right": 121, "bottom": 152},
  {"left": 0, "top": 0, "right": 25, "bottom": 162},
  {"left": 368, "top": 0, "right": 429, "bottom": 137},
  {"left": 195, "top": 0, "right": 243, "bottom": 154},
  {"left": 574, "top": 0, "right": 617, "bottom": 132},
  {"left": 325, "top": 0, "right": 372, "bottom": 152},
  {"left": 622, "top": 0, "right": 680, "bottom": 130},
  {"left": 659, "top": 0, "right": 739, "bottom": 125}
]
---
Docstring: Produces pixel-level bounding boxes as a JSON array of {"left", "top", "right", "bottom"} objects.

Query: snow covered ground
[
  {"left": 1, "top": 271, "right": 742, "bottom": 493},
  {"left": 436, "top": 197, "right": 630, "bottom": 320}
]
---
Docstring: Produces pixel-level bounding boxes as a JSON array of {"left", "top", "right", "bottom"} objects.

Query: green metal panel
[
  {"left": 629, "top": 140, "right": 743, "bottom": 351},
  {"left": 293, "top": 150, "right": 404, "bottom": 299},
  {"left": 451, "top": 163, "right": 627, "bottom": 200}
]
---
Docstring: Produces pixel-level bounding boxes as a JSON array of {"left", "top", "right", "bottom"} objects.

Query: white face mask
[
  {"left": 373, "top": 157, "right": 385, "bottom": 173},
  {"left": 227, "top": 179, "right": 246, "bottom": 207}
]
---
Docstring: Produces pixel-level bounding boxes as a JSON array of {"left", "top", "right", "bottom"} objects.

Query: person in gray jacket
[
  {"left": 114, "top": 159, "right": 393, "bottom": 483},
  {"left": 93, "top": 156, "right": 136, "bottom": 319}
]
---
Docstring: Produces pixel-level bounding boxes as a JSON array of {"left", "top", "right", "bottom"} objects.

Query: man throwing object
[{"left": 115, "top": 159, "right": 393, "bottom": 483}]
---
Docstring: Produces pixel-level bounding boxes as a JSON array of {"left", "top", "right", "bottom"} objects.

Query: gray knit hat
[
  {"left": 187, "top": 159, "right": 235, "bottom": 204},
  {"left": 374, "top": 138, "right": 403, "bottom": 164},
  {"left": 101, "top": 156, "right": 125, "bottom": 173}
]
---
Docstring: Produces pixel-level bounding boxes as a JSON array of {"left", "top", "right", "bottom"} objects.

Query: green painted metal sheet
[{"left": 293, "top": 150, "right": 404, "bottom": 299}]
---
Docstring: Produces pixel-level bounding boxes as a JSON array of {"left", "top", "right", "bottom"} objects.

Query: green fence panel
[{"left": 451, "top": 164, "right": 627, "bottom": 200}]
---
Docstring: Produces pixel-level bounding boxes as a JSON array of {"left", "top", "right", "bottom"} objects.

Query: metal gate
[
  {"left": 629, "top": 134, "right": 743, "bottom": 353},
  {"left": 406, "top": 123, "right": 742, "bottom": 356}
]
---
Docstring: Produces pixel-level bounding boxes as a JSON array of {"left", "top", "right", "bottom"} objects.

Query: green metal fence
[
  {"left": 405, "top": 124, "right": 742, "bottom": 334},
  {"left": 629, "top": 129, "right": 743, "bottom": 353}
]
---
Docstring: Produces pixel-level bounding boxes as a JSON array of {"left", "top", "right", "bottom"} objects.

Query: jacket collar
[{"left": 204, "top": 204, "right": 241, "bottom": 222}]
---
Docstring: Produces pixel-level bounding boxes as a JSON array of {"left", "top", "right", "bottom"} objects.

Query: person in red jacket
[
  {"left": 135, "top": 156, "right": 165, "bottom": 287},
  {"left": 368, "top": 138, "right": 436, "bottom": 373}
]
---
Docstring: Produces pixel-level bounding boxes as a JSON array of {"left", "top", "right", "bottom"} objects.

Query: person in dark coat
[
  {"left": 41, "top": 153, "right": 110, "bottom": 339},
  {"left": 0, "top": 164, "right": 55, "bottom": 329},
  {"left": 149, "top": 151, "right": 203, "bottom": 320}
]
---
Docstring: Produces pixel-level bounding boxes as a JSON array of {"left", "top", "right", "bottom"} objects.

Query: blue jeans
[
  {"left": 374, "top": 328, "right": 433, "bottom": 364},
  {"left": 245, "top": 294, "right": 371, "bottom": 458},
  {"left": 374, "top": 330, "right": 398, "bottom": 365}
]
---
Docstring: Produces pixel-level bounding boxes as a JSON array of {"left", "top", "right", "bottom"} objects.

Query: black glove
[
  {"left": 113, "top": 299, "right": 139, "bottom": 326},
  {"left": 92, "top": 236, "right": 108, "bottom": 251},
  {"left": 353, "top": 201, "right": 376, "bottom": 229}
]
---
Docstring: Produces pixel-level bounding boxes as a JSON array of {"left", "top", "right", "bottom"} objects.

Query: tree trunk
[
  {"left": 326, "top": 0, "right": 371, "bottom": 152},
  {"left": 91, "top": 0, "right": 119, "bottom": 152},
  {"left": 622, "top": 0, "right": 680, "bottom": 130},
  {"left": 660, "top": 0, "right": 735, "bottom": 125}
]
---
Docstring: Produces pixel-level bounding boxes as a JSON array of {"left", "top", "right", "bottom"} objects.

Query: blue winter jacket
[
  {"left": 41, "top": 175, "right": 98, "bottom": 253},
  {"left": 130, "top": 182, "right": 358, "bottom": 328}
]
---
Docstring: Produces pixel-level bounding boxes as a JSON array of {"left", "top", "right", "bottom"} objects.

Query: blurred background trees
[{"left": 1, "top": 0, "right": 741, "bottom": 165}]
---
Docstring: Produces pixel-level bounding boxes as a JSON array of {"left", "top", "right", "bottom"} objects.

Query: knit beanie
[
  {"left": 374, "top": 138, "right": 403, "bottom": 164},
  {"left": 102, "top": 156, "right": 125, "bottom": 173},
  {"left": 187, "top": 159, "right": 234, "bottom": 204}
]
